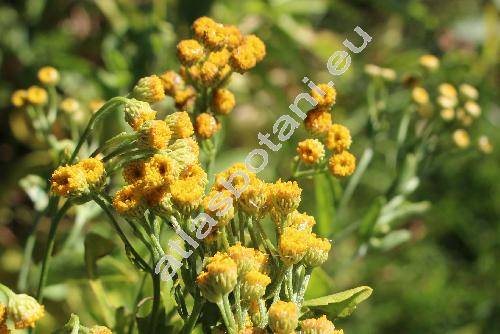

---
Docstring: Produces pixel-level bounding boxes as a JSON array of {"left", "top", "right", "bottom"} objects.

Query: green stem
[
  {"left": 36, "top": 200, "right": 72, "bottom": 302},
  {"left": 148, "top": 272, "right": 161, "bottom": 334},
  {"left": 182, "top": 298, "right": 205, "bottom": 334},
  {"left": 286, "top": 266, "right": 294, "bottom": 302},
  {"left": 234, "top": 283, "right": 244, "bottom": 330},
  {"left": 297, "top": 267, "right": 313, "bottom": 307},
  {"left": 223, "top": 293, "right": 237, "bottom": 333},
  {"left": 266, "top": 265, "right": 287, "bottom": 300},
  {"left": 216, "top": 300, "right": 232, "bottom": 332}
]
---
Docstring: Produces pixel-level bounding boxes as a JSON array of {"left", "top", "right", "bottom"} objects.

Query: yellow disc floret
[
  {"left": 269, "top": 301, "right": 299, "bottom": 334},
  {"left": 37, "top": 66, "right": 60, "bottom": 85},
  {"left": 195, "top": 113, "right": 220, "bottom": 139},
  {"left": 297, "top": 139, "right": 325, "bottom": 164},
  {"left": 325, "top": 124, "right": 352, "bottom": 153},
  {"left": 328, "top": 151, "right": 356, "bottom": 177},
  {"left": 304, "top": 108, "right": 332, "bottom": 135},
  {"left": 132, "top": 75, "right": 165, "bottom": 103}
]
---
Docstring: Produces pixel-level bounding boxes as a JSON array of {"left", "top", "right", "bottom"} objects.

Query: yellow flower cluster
[
  {"left": 301, "top": 315, "right": 342, "bottom": 334},
  {"left": 411, "top": 55, "right": 491, "bottom": 152},
  {"left": 113, "top": 112, "right": 203, "bottom": 218},
  {"left": 50, "top": 158, "right": 105, "bottom": 198},
  {"left": 300, "top": 84, "right": 356, "bottom": 177},
  {"left": 11, "top": 67, "right": 61, "bottom": 108}
]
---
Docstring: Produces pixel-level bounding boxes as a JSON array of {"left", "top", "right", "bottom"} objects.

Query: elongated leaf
[
  {"left": 359, "top": 196, "right": 386, "bottom": 240},
  {"left": 303, "top": 286, "right": 373, "bottom": 318},
  {"left": 371, "top": 230, "right": 412, "bottom": 251}
]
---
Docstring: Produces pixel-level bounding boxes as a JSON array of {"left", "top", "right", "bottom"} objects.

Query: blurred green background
[{"left": 0, "top": 0, "right": 498, "bottom": 333}]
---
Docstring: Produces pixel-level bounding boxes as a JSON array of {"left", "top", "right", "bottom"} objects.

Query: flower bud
[
  {"left": 77, "top": 158, "right": 106, "bottom": 191},
  {"left": 297, "top": 139, "right": 325, "bottom": 164},
  {"left": 325, "top": 124, "right": 352, "bottom": 153},
  {"left": 212, "top": 88, "right": 235, "bottom": 115},
  {"left": 269, "top": 301, "right": 298, "bottom": 334},
  {"left": 412, "top": 87, "right": 429, "bottom": 105},
  {"left": 304, "top": 234, "right": 331, "bottom": 267},
  {"left": 203, "top": 189, "right": 234, "bottom": 226},
  {"left": 138, "top": 120, "right": 172, "bottom": 150},
  {"left": 419, "top": 54, "right": 439, "bottom": 71},
  {"left": 132, "top": 75, "right": 165, "bottom": 103},
  {"left": 278, "top": 227, "right": 310, "bottom": 266},
  {"left": 230, "top": 44, "right": 257, "bottom": 73},
  {"left": 239, "top": 178, "right": 268, "bottom": 217},
  {"left": 38, "top": 66, "right": 60, "bottom": 85},
  {"left": 168, "top": 138, "right": 200, "bottom": 168},
  {"left": 304, "top": 108, "right": 332, "bottom": 135},
  {"left": 269, "top": 179, "right": 302, "bottom": 217},
  {"left": 438, "top": 83, "right": 457, "bottom": 98},
  {"left": 170, "top": 179, "right": 204, "bottom": 215},
  {"left": 174, "top": 86, "right": 196, "bottom": 110},
  {"left": 165, "top": 111, "right": 194, "bottom": 139},
  {"left": 452, "top": 129, "right": 470, "bottom": 149},
  {"left": 177, "top": 39, "right": 205, "bottom": 65},
  {"left": 301, "top": 315, "right": 336, "bottom": 334},
  {"left": 244, "top": 35, "right": 266, "bottom": 62},
  {"left": 195, "top": 113, "right": 220, "bottom": 139},
  {"left": 459, "top": 84, "right": 478, "bottom": 100},
  {"left": 241, "top": 270, "right": 271, "bottom": 301},
  {"left": 478, "top": 135, "right": 493, "bottom": 154},
  {"left": 160, "top": 70, "right": 185, "bottom": 96},
  {"left": 7, "top": 293, "right": 44, "bottom": 329},
  {"left": 328, "top": 151, "right": 356, "bottom": 177},
  {"left": 11, "top": 89, "right": 27, "bottom": 108},
  {"left": 124, "top": 98, "right": 157, "bottom": 130},
  {"left": 311, "top": 84, "right": 336, "bottom": 108},
  {"left": 227, "top": 243, "right": 268, "bottom": 276},
  {"left": 27, "top": 86, "right": 48, "bottom": 105},
  {"left": 60, "top": 98, "right": 80, "bottom": 114},
  {"left": 285, "top": 211, "right": 315, "bottom": 232},
  {"left": 197, "top": 253, "right": 238, "bottom": 302}
]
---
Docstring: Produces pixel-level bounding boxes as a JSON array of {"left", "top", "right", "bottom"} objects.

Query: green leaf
[
  {"left": 359, "top": 196, "right": 386, "bottom": 241},
  {"left": 84, "top": 233, "right": 116, "bottom": 279},
  {"left": 303, "top": 286, "right": 373, "bottom": 318},
  {"left": 314, "top": 173, "right": 335, "bottom": 236},
  {"left": 371, "top": 230, "right": 412, "bottom": 251}
]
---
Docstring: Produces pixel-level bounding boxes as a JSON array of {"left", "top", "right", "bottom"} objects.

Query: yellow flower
[
  {"left": 464, "top": 101, "right": 481, "bottom": 118},
  {"left": 478, "top": 135, "right": 493, "bottom": 154},
  {"left": 304, "top": 108, "right": 332, "bottom": 135},
  {"left": 411, "top": 86, "right": 429, "bottom": 105},
  {"left": 270, "top": 179, "right": 302, "bottom": 216},
  {"left": 230, "top": 44, "right": 257, "bottom": 73},
  {"left": 89, "top": 325, "right": 113, "bottom": 334},
  {"left": 440, "top": 108, "right": 455, "bottom": 122},
  {"left": 437, "top": 95, "right": 457, "bottom": 109},
  {"left": 285, "top": 210, "right": 315, "bottom": 232},
  {"left": 50, "top": 165, "right": 89, "bottom": 198},
  {"left": 244, "top": 35, "right": 266, "bottom": 62},
  {"left": 269, "top": 301, "right": 299, "bottom": 334},
  {"left": 177, "top": 39, "right": 205, "bottom": 65},
  {"left": 301, "top": 315, "right": 336, "bottom": 334},
  {"left": 144, "top": 154, "right": 180, "bottom": 188},
  {"left": 60, "top": 98, "right": 80, "bottom": 114},
  {"left": 459, "top": 84, "right": 478, "bottom": 100},
  {"left": 132, "top": 75, "right": 165, "bottom": 103},
  {"left": 195, "top": 113, "right": 220, "bottom": 139},
  {"left": 203, "top": 189, "right": 234, "bottom": 226},
  {"left": 174, "top": 86, "right": 196, "bottom": 110},
  {"left": 241, "top": 270, "right": 271, "bottom": 301},
  {"left": 304, "top": 234, "right": 331, "bottom": 267},
  {"left": 419, "top": 54, "right": 439, "bottom": 70},
  {"left": 328, "top": 151, "right": 356, "bottom": 177},
  {"left": 77, "top": 158, "right": 106, "bottom": 190},
  {"left": 200, "top": 61, "right": 220, "bottom": 86},
  {"left": 192, "top": 17, "right": 226, "bottom": 50},
  {"left": 214, "top": 163, "right": 255, "bottom": 192},
  {"left": 325, "top": 124, "right": 352, "bottom": 153},
  {"left": 138, "top": 120, "right": 172, "bottom": 150},
  {"left": 170, "top": 179, "right": 204, "bottom": 215},
  {"left": 38, "top": 66, "right": 60, "bottom": 85},
  {"left": 297, "top": 139, "right": 325, "bottom": 164},
  {"left": 180, "top": 163, "right": 207, "bottom": 187},
  {"left": 279, "top": 227, "right": 310, "bottom": 266},
  {"left": 122, "top": 159, "right": 147, "bottom": 184},
  {"left": 311, "top": 84, "right": 336, "bottom": 108},
  {"left": 197, "top": 253, "right": 238, "bottom": 302},
  {"left": 452, "top": 129, "right": 470, "bottom": 149},
  {"left": 112, "top": 184, "right": 144, "bottom": 218},
  {"left": 438, "top": 83, "right": 457, "bottom": 98},
  {"left": 212, "top": 88, "right": 235, "bottom": 115},
  {"left": 227, "top": 243, "right": 269, "bottom": 276},
  {"left": 165, "top": 111, "right": 194, "bottom": 140},
  {"left": 124, "top": 99, "right": 157, "bottom": 130},
  {"left": 160, "top": 70, "right": 184, "bottom": 96},
  {"left": 11, "top": 89, "right": 27, "bottom": 107},
  {"left": 7, "top": 293, "right": 44, "bottom": 329},
  {"left": 239, "top": 178, "right": 268, "bottom": 217},
  {"left": 143, "top": 185, "right": 174, "bottom": 216},
  {"left": 27, "top": 86, "right": 48, "bottom": 105},
  {"left": 379, "top": 67, "right": 397, "bottom": 81},
  {"left": 222, "top": 24, "right": 243, "bottom": 50}
]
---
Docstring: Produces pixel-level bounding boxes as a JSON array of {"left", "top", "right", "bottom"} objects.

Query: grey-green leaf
[{"left": 303, "top": 286, "right": 373, "bottom": 318}]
